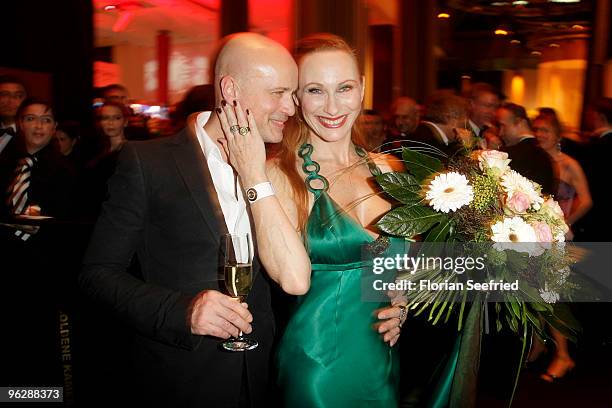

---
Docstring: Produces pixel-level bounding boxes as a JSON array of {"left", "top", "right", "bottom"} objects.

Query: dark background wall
[{"left": 0, "top": 1, "right": 94, "bottom": 126}]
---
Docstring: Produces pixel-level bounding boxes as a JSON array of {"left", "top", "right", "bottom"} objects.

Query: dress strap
[
  {"left": 354, "top": 145, "right": 383, "bottom": 177},
  {"left": 298, "top": 143, "right": 329, "bottom": 196},
  {"left": 298, "top": 143, "right": 383, "bottom": 195}
]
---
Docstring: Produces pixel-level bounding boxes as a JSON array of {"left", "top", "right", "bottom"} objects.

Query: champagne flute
[{"left": 221, "top": 233, "right": 258, "bottom": 351}]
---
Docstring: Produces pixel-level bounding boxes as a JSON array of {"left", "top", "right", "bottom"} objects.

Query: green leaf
[
  {"left": 510, "top": 299, "right": 521, "bottom": 319},
  {"left": 375, "top": 172, "right": 423, "bottom": 204},
  {"left": 457, "top": 289, "right": 468, "bottom": 331},
  {"left": 505, "top": 250, "right": 529, "bottom": 271},
  {"left": 443, "top": 292, "right": 458, "bottom": 323},
  {"left": 402, "top": 148, "right": 443, "bottom": 181},
  {"left": 524, "top": 308, "right": 544, "bottom": 334},
  {"left": 506, "top": 313, "right": 519, "bottom": 333},
  {"left": 377, "top": 205, "right": 444, "bottom": 238},
  {"left": 424, "top": 217, "right": 452, "bottom": 242}
]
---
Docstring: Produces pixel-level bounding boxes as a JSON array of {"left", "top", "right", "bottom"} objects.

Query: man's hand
[{"left": 189, "top": 290, "right": 253, "bottom": 339}]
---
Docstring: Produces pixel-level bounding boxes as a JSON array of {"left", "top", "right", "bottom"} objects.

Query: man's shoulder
[
  {"left": 511, "top": 137, "right": 541, "bottom": 153},
  {"left": 504, "top": 138, "right": 550, "bottom": 163},
  {"left": 125, "top": 129, "right": 187, "bottom": 155}
]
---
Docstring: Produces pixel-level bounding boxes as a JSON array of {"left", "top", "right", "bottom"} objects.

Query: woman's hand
[
  {"left": 376, "top": 302, "right": 407, "bottom": 347},
  {"left": 216, "top": 100, "right": 268, "bottom": 187}
]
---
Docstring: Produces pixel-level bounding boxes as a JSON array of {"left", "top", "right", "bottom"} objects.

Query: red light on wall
[{"left": 112, "top": 11, "right": 134, "bottom": 32}]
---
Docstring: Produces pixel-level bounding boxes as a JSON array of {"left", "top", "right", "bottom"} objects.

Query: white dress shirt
[
  {"left": 422, "top": 120, "right": 449, "bottom": 145},
  {"left": 194, "top": 112, "right": 253, "bottom": 260},
  {"left": 469, "top": 119, "right": 488, "bottom": 149},
  {"left": 0, "top": 123, "right": 16, "bottom": 155}
]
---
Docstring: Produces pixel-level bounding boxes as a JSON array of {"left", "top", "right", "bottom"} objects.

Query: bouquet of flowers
[{"left": 375, "top": 145, "right": 581, "bottom": 402}]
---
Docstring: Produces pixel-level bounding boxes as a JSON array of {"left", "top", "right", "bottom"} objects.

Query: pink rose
[
  {"left": 533, "top": 221, "right": 553, "bottom": 243},
  {"left": 506, "top": 191, "right": 531, "bottom": 213}
]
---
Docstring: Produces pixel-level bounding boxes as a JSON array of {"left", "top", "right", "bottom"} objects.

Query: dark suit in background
[
  {"left": 580, "top": 132, "right": 612, "bottom": 242},
  {"left": 502, "top": 136, "right": 556, "bottom": 195},
  {"left": 79, "top": 128, "right": 274, "bottom": 407},
  {"left": 407, "top": 121, "right": 464, "bottom": 160},
  {"left": 0, "top": 140, "right": 77, "bottom": 387},
  {"left": 0, "top": 140, "right": 77, "bottom": 220}
]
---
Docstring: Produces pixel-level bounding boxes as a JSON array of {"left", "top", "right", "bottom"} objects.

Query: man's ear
[{"left": 219, "top": 75, "right": 240, "bottom": 101}]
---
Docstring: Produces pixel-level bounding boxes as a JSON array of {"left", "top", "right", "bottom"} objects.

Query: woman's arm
[{"left": 217, "top": 102, "right": 311, "bottom": 295}]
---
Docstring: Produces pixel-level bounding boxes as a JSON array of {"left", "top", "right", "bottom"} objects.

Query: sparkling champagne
[{"left": 224, "top": 264, "right": 252, "bottom": 299}]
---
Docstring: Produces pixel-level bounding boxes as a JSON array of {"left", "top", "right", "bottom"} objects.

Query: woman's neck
[
  {"left": 307, "top": 131, "right": 355, "bottom": 166},
  {"left": 545, "top": 146, "right": 562, "bottom": 160},
  {"left": 109, "top": 134, "right": 126, "bottom": 151}
]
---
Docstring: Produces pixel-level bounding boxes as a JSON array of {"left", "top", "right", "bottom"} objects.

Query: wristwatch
[{"left": 246, "top": 182, "right": 275, "bottom": 204}]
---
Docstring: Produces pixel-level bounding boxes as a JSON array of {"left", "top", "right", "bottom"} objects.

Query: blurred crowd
[
  {"left": 0, "top": 76, "right": 215, "bottom": 225},
  {"left": 1, "top": 73, "right": 610, "bottom": 245},
  {"left": 360, "top": 83, "right": 611, "bottom": 243}
]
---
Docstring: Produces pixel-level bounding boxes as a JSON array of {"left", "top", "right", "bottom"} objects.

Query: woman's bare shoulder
[
  {"left": 561, "top": 153, "right": 584, "bottom": 174},
  {"left": 368, "top": 152, "right": 405, "bottom": 173}
]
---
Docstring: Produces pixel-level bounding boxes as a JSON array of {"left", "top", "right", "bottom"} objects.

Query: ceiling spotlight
[
  {"left": 549, "top": 43, "right": 561, "bottom": 48},
  {"left": 512, "top": 1, "right": 529, "bottom": 5},
  {"left": 571, "top": 24, "right": 585, "bottom": 30},
  {"left": 548, "top": 0, "right": 581, "bottom": 3},
  {"left": 531, "top": 50, "right": 542, "bottom": 56},
  {"left": 437, "top": 12, "right": 451, "bottom": 19},
  {"left": 495, "top": 29, "right": 509, "bottom": 36},
  {"left": 510, "top": 39, "right": 521, "bottom": 44},
  {"left": 461, "top": 75, "right": 472, "bottom": 80},
  {"left": 103, "top": 4, "right": 118, "bottom": 11},
  {"left": 491, "top": 2, "right": 510, "bottom": 5}
]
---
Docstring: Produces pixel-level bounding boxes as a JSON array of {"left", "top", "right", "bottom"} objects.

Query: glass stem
[{"left": 237, "top": 295, "right": 244, "bottom": 338}]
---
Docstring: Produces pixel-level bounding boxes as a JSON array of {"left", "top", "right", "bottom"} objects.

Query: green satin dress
[{"left": 276, "top": 143, "right": 402, "bottom": 407}]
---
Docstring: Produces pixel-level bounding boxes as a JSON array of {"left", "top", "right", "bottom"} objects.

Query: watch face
[{"left": 247, "top": 188, "right": 258, "bottom": 202}]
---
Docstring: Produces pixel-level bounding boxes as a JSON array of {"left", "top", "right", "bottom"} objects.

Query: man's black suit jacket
[
  {"left": 407, "top": 122, "right": 464, "bottom": 160},
  {"left": 579, "top": 133, "right": 612, "bottom": 241},
  {"left": 80, "top": 127, "right": 274, "bottom": 407},
  {"left": 0, "top": 141, "right": 76, "bottom": 219},
  {"left": 502, "top": 137, "right": 556, "bottom": 195}
]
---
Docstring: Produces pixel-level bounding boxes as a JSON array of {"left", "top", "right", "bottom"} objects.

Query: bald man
[
  {"left": 383, "top": 96, "right": 419, "bottom": 156},
  {"left": 80, "top": 33, "right": 299, "bottom": 407},
  {"left": 391, "top": 96, "right": 419, "bottom": 136}
]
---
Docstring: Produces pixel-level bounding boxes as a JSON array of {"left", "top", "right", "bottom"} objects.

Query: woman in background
[
  {"left": 533, "top": 110, "right": 592, "bottom": 382},
  {"left": 84, "top": 102, "right": 129, "bottom": 215}
]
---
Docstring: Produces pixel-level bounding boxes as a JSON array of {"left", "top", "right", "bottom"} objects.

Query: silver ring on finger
[
  {"left": 239, "top": 126, "right": 250, "bottom": 135},
  {"left": 230, "top": 124, "right": 240, "bottom": 134},
  {"left": 397, "top": 304, "right": 407, "bottom": 327}
]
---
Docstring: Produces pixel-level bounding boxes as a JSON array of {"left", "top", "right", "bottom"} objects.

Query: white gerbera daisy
[
  {"left": 501, "top": 170, "right": 544, "bottom": 210},
  {"left": 425, "top": 172, "right": 474, "bottom": 213},
  {"left": 491, "top": 216, "right": 537, "bottom": 242},
  {"left": 491, "top": 216, "right": 542, "bottom": 255}
]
